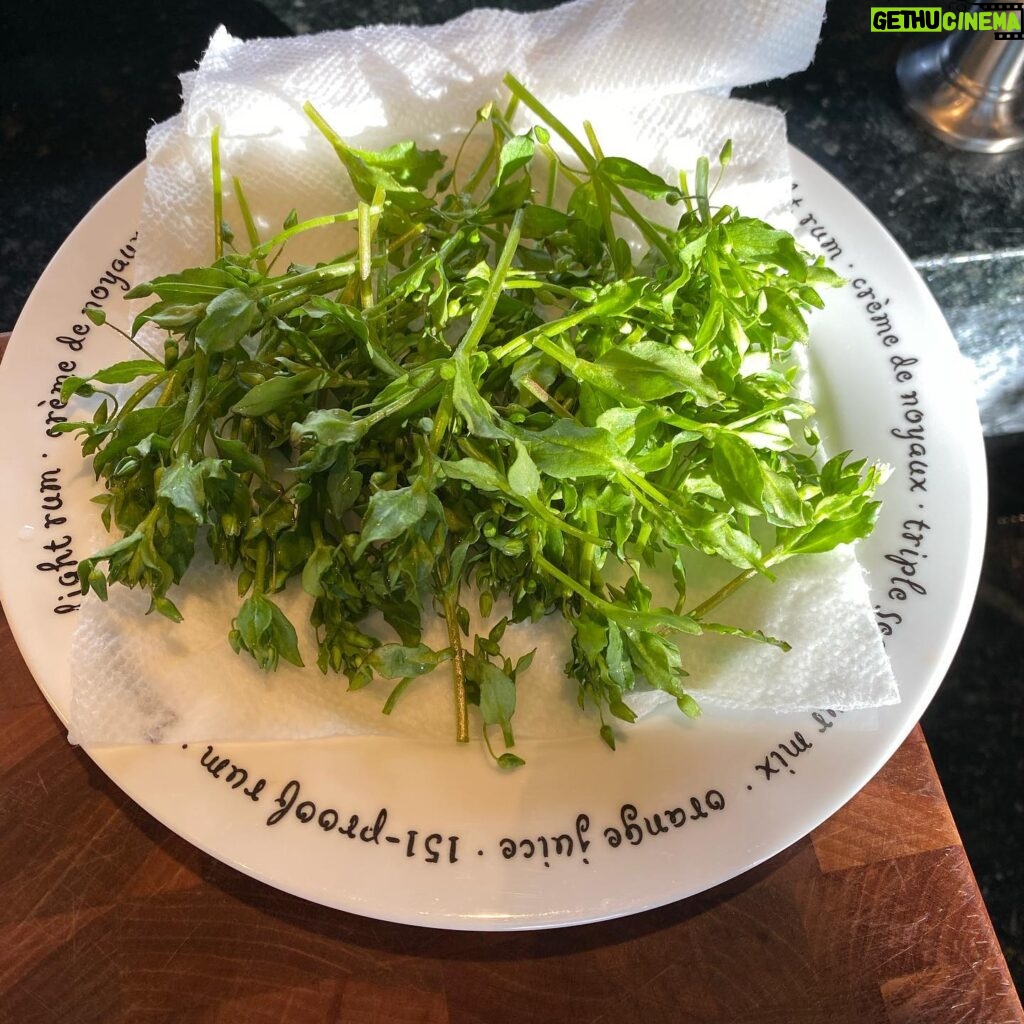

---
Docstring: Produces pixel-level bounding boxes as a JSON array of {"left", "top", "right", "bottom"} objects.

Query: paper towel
[{"left": 69, "top": 0, "right": 900, "bottom": 747}]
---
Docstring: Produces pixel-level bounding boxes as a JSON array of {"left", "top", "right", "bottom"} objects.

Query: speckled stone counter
[{"left": 3, "top": 0, "right": 1022, "bottom": 991}]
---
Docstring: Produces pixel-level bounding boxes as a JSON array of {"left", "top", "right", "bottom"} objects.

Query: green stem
[
  {"left": 91, "top": 315, "right": 164, "bottom": 362},
  {"left": 442, "top": 591, "right": 470, "bottom": 743},
  {"left": 260, "top": 262, "right": 360, "bottom": 316},
  {"left": 251, "top": 209, "right": 364, "bottom": 260},
  {"left": 116, "top": 371, "right": 170, "bottom": 417},
  {"left": 233, "top": 176, "right": 267, "bottom": 275},
  {"left": 538, "top": 140, "right": 586, "bottom": 187},
  {"left": 454, "top": 207, "right": 523, "bottom": 358},
  {"left": 260, "top": 261, "right": 358, "bottom": 297},
  {"left": 682, "top": 548, "right": 790, "bottom": 619},
  {"left": 452, "top": 107, "right": 488, "bottom": 195},
  {"left": 684, "top": 567, "right": 757, "bottom": 620},
  {"left": 489, "top": 288, "right": 632, "bottom": 365},
  {"left": 532, "top": 550, "right": 609, "bottom": 615},
  {"left": 386, "top": 222, "right": 428, "bottom": 254},
  {"left": 254, "top": 536, "right": 269, "bottom": 595},
  {"left": 359, "top": 186, "right": 386, "bottom": 312},
  {"left": 544, "top": 143, "right": 559, "bottom": 206},
  {"left": 518, "top": 375, "right": 573, "bottom": 420},
  {"left": 579, "top": 498, "right": 598, "bottom": 591},
  {"left": 358, "top": 200, "right": 374, "bottom": 309},
  {"left": 155, "top": 371, "right": 182, "bottom": 407},
  {"left": 633, "top": 519, "right": 653, "bottom": 562},
  {"left": 362, "top": 373, "right": 442, "bottom": 432},
  {"left": 211, "top": 127, "right": 224, "bottom": 262},
  {"left": 503, "top": 73, "right": 593, "bottom": 168},
  {"left": 583, "top": 121, "right": 624, "bottom": 276},
  {"left": 179, "top": 349, "right": 210, "bottom": 456},
  {"left": 498, "top": 277, "right": 595, "bottom": 304},
  {"left": 464, "top": 129, "right": 499, "bottom": 196},
  {"left": 382, "top": 675, "right": 417, "bottom": 715}
]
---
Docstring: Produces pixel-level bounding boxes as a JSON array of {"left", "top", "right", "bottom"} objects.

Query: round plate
[{"left": 0, "top": 149, "right": 986, "bottom": 929}]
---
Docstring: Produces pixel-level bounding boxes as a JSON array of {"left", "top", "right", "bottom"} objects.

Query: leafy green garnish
[{"left": 64, "top": 75, "right": 883, "bottom": 766}]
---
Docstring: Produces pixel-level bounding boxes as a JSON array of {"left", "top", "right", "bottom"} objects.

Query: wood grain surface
[{"left": 0, "top": 325, "right": 1021, "bottom": 1023}]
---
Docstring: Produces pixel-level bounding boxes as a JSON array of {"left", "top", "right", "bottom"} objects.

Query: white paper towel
[{"left": 69, "top": 0, "right": 900, "bottom": 747}]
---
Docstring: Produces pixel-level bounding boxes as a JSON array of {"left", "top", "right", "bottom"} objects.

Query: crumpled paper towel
[{"left": 69, "top": 0, "right": 900, "bottom": 746}]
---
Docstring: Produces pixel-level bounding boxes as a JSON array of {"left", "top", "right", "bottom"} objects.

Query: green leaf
[
  {"left": 624, "top": 627, "right": 687, "bottom": 698},
  {"left": 355, "top": 484, "right": 430, "bottom": 557},
  {"left": 789, "top": 503, "right": 881, "bottom": 554},
  {"left": 603, "top": 619, "right": 634, "bottom": 689},
  {"left": 760, "top": 468, "right": 806, "bottom": 527},
  {"left": 597, "top": 156, "right": 681, "bottom": 202},
  {"left": 762, "top": 287, "right": 809, "bottom": 341},
  {"left": 126, "top": 265, "right": 237, "bottom": 302},
  {"left": 609, "top": 698, "right": 637, "bottom": 724},
  {"left": 452, "top": 357, "right": 510, "bottom": 440},
  {"left": 150, "top": 594, "right": 184, "bottom": 623},
  {"left": 91, "top": 407, "right": 171, "bottom": 475},
  {"left": 711, "top": 431, "right": 765, "bottom": 515},
  {"left": 306, "top": 104, "right": 441, "bottom": 210},
  {"left": 380, "top": 598, "right": 423, "bottom": 647},
  {"left": 78, "top": 532, "right": 144, "bottom": 594},
  {"left": 725, "top": 217, "right": 806, "bottom": 277},
  {"left": 195, "top": 288, "right": 258, "bottom": 352},
  {"left": 156, "top": 456, "right": 227, "bottom": 523},
  {"left": 695, "top": 155, "right": 711, "bottom": 221},
  {"left": 268, "top": 600, "right": 304, "bottom": 668},
  {"left": 90, "top": 359, "right": 164, "bottom": 385},
  {"left": 596, "top": 342, "right": 718, "bottom": 404},
  {"left": 525, "top": 421, "right": 623, "bottom": 479},
  {"left": 484, "top": 176, "right": 532, "bottom": 216},
  {"left": 440, "top": 458, "right": 507, "bottom": 492},
  {"left": 59, "top": 377, "right": 95, "bottom": 403},
  {"left": 520, "top": 204, "right": 571, "bottom": 238},
  {"left": 291, "top": 407, "right": 368, "bottom": 447},
  {"left": 341, "top": 138, "right": 445, "bottom": 191},
  {"left": 702, "top": 621, "right": 791, "bottom": 651},
  {"left": 232, "top": 368, "right": 329, "bottom": 417},
  {"left": 370, "top": 643, "right": 448, "bottom": 679},
  {"left": 506, "top": 441, "right": 541, "bottom": 500},
  {"left": 471, "top": 655, "right": 517, "bottom": 748},
  {"left": 496, "top": 134, "right": 535, "bottom": 185},
  {"left": 232, "top": 593, "right": 304, "bottom": 670},
  {"left": 676, "top": 694, "right": 701, "bottom": 719},
  {"left": 301, "top": 542, "right": 335, "bottom": 598},
  {"left": 212, "top": 434, "right": 269, "bottom": 479},
  {"left": 137, "top": 302, "right": 207, "bottom": 331},
  {"left": 595, "top": 406, "right": 643, "bottom": 453},
  {"left": 86, "top": 568, "right": 108, "bottom": 601}
]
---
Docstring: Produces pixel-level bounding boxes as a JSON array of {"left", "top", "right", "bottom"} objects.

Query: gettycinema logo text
[{"left": 871, "top": 4, "right": 1023, "bottom": 37}]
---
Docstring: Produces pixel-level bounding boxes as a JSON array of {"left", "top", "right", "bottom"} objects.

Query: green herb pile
[{"left": 61, "top": 75, "right": 883, "bottom": 766}]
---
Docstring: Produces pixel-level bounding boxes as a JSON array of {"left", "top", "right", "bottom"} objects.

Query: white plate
[{"left": 0, "top": 150, "right": 986, "bottom": 930}]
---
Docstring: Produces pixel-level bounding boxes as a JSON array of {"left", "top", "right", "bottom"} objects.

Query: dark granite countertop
[{"left": 3, "top": 0, "right": 1021, "bottom": 990}]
